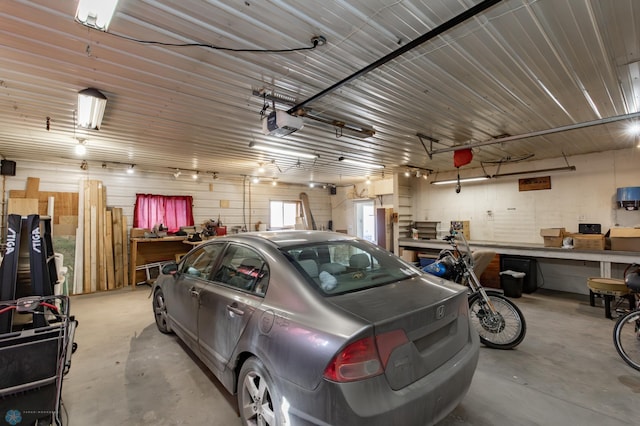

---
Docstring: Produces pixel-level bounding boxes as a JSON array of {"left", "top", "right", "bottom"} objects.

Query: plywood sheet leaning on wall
[
  {"left": 7, "top": 198, "right": 39, "bottom": 215},
  {"left": 8, "top": 177, "right": 80, "bottom": 296}
]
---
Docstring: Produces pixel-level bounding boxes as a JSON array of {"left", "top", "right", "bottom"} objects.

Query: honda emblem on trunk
[{"left": 436, "top": 305, "right": 446, "bottom": 320}]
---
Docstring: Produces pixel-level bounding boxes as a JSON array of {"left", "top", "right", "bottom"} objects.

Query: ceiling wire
[{"left": 104, "top": 31, "right": 324, "bottom": 53}]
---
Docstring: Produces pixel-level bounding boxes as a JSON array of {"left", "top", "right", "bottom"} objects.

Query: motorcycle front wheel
[{"left": 468, "top": 291, "right": 526, "bottom": 349}]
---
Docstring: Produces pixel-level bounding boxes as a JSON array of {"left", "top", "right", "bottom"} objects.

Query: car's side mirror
[{"left": 162, "top": 262, "right": 179, "bottom": 276}]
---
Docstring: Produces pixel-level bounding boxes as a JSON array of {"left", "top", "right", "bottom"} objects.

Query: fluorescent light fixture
[
  {"left": 249, "top": 142, "right": 318, "bottom": 159},
  {"left": 338, "top": 156, "right": 384, "bottom": 169},
  {"left": 431, "top": 176, "right": 489, "bottom": 185},
  {"left": 77, "top": 88, "right": 107, "bottom": 130},
  {"left": 75, "top": 0, "right": 119, "bottom": 31}
]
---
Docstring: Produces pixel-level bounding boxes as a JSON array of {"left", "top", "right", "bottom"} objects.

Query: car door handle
[
  {"left": 189, "top": 288, "right": 200, "bottom": 297},
  {"left": 226, "top": 304, "right": 244, "bottom": 316}
]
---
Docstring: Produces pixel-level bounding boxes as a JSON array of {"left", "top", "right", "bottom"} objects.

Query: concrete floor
[{"left": 60, "top": 287, "right": 640, "bottom": 426}]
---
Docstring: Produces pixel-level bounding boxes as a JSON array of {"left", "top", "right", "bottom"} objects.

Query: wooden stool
[{"left": 587, "top": 277, "right": 634, "bottom": 319}]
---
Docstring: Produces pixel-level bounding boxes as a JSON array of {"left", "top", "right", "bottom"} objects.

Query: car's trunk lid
[{"left": 326, "top": 276, "right": 471, "bottom": 390}]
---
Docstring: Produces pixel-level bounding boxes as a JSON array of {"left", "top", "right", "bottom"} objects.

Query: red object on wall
[{"left": 453, "top": 148, "right": 473, "bottom": 168}]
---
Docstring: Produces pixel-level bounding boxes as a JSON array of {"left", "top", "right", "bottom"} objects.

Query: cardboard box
[
  {"left": 400, "top": 248, "right": 418, "bottom": 262},
  {"left": 540, "top": 228, "right": 565, "bottom": 247},
  {"left": 569, "top": 233, "right": 605, "bottom": 250},
  {"left": 610, "top": 227, "right": 640, "bottom": 252}
]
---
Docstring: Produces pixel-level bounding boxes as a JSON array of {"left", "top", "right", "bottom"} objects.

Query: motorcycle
[{"left": 423, "top": 231, "right": 527, "bottom": 349}]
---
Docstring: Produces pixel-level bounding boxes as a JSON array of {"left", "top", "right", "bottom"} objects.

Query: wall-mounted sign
[{"left": 519, "top": 176, "right": 551, "bottom": 191}]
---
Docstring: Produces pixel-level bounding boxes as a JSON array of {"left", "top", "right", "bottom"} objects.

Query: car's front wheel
[
  {"left": 153, "top": 288, "right": 172, "bottom": 334},
  {"left": 238, "top": 357, "right": 283, "bottom": 426}
]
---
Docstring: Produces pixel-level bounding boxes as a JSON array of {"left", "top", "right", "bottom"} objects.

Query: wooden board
[
  {"left": 25, "top": 177, "right": 40, "bottom": 198},
  {"left": 112, "top": 208, "right": 124, "bottom": 288},
  {"left": 53, "top": 224, "right": 77, "bottom": 236},
  {"left": 7, "top": 198, "right": 39, "bottom": 215},
  {"left": 99, "top": 183, "right": 107, "bottom": 290},
  {"left": 83, "top": 180, "right": 91, "bottom": 294},
  {"left": 105, "top": 210, "right": 115, "bottom": 290},
  {"left": 59, "top": 215, "right": 79, "bottom": 226},
  {"left": 9, "top": 190, "right": 78, "bottom": 223},
  {"left": 90, "top": 205, "right": 98, "bottom": 292},
  {"left": 519, "top": 176, "right": 551, "bottom": 191},
  {"left": 122, "top": 215, "right": 129, "bottom": 287}
]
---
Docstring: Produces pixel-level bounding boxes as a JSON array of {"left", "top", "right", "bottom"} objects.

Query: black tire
[
  {"left": 153, "top": 288, "right": 172, "bottom": 334},
  {"left": 238, "top": 357, "right": 283, "bottom": 426},
  {"left": 613, "top": 309, "right": 640, "bottom": 371},
  {"left": 468, "top": 291, "right": 526, "bottom": 349}
]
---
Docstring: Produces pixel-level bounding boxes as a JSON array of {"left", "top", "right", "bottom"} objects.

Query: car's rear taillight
[
  {"left": 323, "top": 330, "right": 409, "bottom": 383},
  {"left": 376, "top": 329, "right": 409, "bottom": 368}
]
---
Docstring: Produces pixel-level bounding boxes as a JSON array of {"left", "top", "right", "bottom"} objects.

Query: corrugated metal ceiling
[{"left": 0, "top": 0, "right": 638, "bottom": 185}]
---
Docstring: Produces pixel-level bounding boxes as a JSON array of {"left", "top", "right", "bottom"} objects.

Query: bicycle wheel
[
  {"left": 468, "top": 291, "right": 526, "bottom": 349},
  {"left": 613, "top": 309, "right": 640, "bottom": 371}
]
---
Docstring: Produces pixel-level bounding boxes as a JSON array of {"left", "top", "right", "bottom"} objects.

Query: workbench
[
  {"left": 129, "top": 236, "right": 187, "bottom": 288},
  {"left": 399, "top": 238, "right": 640, "bottom": 294}
]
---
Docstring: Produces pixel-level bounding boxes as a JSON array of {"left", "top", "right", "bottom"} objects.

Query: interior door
[{"left": 197, "top": 244, "right": 267, "bottom": 375}]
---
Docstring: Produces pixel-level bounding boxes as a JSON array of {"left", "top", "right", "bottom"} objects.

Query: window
[
  {"left": 270, "top": 200, "right": 301, "bottom": 229},
  {"left": 212, "top": 244, "right": 269, "bottom": 295},
  {"left": 285, "top": 241, "right": 418, "bottom": 295},
  {"left": 180, "top": 243, "right": 225, "bottom": 279},
  {"left": 133, "top": 194, "right": 194, "bottom": 233}
]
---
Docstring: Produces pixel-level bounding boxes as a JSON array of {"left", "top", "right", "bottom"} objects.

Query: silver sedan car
[{"left": 152, "top": 230, "right": 479, "bottom": 425}]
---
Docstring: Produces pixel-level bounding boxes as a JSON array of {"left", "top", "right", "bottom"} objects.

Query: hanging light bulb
[
  {"left": 75, "top": 139, "right": 87, "bottom": 156},
  {"left": 192, "top": 171, "right": 199, "bottom": 180}
]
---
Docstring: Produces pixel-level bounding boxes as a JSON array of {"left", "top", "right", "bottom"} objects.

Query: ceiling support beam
[
  {"left": 429, "top": 111, "right": 640, "bottom": 156},
  {"left": 287, "top": 0, "right": 503, "bottom": 114}
]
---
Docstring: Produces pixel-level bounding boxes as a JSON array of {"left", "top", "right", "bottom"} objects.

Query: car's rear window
[{"left": 283, "top": 240, "right": 420, "bottom": 295}]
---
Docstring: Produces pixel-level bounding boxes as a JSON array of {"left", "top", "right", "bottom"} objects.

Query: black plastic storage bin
[
  {"left": 500, "top": 255, "right": 537, "bottom": 293},
  {"left": 500, "top": 270, "right": 525, "bottom": 298}
]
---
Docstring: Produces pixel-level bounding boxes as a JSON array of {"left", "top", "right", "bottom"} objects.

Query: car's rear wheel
[
  {"left": 238, "top": 357, "right": 283, "bottom": 426},
  {"left": 153, "top": 289, "right": 171, "bottom": 334}
]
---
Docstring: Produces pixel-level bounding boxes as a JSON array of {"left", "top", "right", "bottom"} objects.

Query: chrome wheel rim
[
  {"left": 154, "top": 292, "right": 168, "bottom": 330},
  {"left": 241, "top": 370, "right": 276, "bottom": 426}
]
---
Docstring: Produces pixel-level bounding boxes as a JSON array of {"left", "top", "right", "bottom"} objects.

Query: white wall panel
[
  {"left": 414, "top": 148, "right": 640, "bottom": 243},
  {"left": 2, "top": 160, "right": 332, "bottom": 233}
]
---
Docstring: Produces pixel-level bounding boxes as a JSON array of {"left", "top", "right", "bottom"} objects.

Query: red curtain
[{"left": 134, "top": 194, "right": 194, "bottom": 233}]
